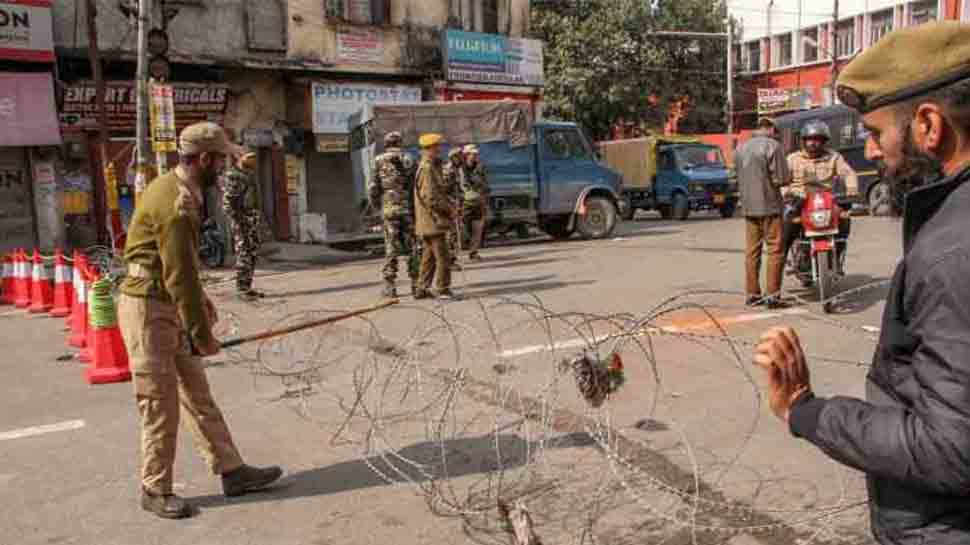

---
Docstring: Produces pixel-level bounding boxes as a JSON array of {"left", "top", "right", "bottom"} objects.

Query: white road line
[
  {"left": 498, "top": 308, "right": 808, "bottom": 359},
  {"left": 0, "top": 420, "right": 85, "bottom": 442}
]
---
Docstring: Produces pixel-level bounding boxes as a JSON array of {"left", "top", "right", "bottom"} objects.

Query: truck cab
[{"left": 600, "top": 135, "right": 737, "bottom": 221}]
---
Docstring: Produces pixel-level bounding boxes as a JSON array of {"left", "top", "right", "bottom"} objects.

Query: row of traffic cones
[{"left": 1, "top": 248, "right": 130, "bottom": 385}]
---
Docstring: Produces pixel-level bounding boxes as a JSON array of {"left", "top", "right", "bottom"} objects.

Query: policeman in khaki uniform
[
  {"left": 413, "top": 133, "right": 455, "bottom": 299},
  {"left": 369, "top": 131, "right": 419, "bottom": 299},
  {"left": 118, "top": 122, "right": 282, "bottom": 519}
]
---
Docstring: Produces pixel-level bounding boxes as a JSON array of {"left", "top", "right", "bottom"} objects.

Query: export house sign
[
  {"left": 0, "top": 0, "right": 55, "bottom": 62},
  {"left": 757, "top": 87, "right": 813, "bottom": 115},
  {"left": 59, "top": 81, "right": 229, "bottom": 132},
  {"left": 443, "top": 29, "right": 543, "bottom": 87}
]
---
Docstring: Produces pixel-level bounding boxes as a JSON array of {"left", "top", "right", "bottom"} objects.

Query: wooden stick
[{"left": 220, "top": 299, "right": 398, "bottom": 349}]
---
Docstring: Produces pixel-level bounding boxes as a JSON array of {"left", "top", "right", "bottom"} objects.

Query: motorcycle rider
[{"left": 782, "top": 121, "right": 859, "bottom": 273}]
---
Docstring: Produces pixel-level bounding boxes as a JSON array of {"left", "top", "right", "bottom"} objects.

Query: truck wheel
[
  {"left": 672, "top": 193, "right": 690, "bottom": 221},
  {"left": 719, "top": 201, "right": 737, "bottom": 219},
  {"left": 577, "top": 197, "right": 618, "bottom": 239},
  {"left": 658, "top": 205, "right": 672, "bottom": 220},
  {"left": 541, "top": 216, "right": 574, "bottom": 240}
]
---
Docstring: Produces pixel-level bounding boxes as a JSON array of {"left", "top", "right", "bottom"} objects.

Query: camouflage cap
[
  {"left": 179, "top": 122, "right": 236, "bottom": 156},
  {"left": 419, "top": 133, "right": 444, "bottom": 148},
  {"left": 462, "top": 144, "right": 480, "bottom": 155},
  {"left": 836, "top": 21, "right": 970, "bottom": 114},
  {"left": 448, "top": 147, "right": 463, "bottom": 159}
]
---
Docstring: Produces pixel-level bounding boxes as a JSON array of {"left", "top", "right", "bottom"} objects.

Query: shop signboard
[
  {"left": 315, "top": 134, "right": 349, "bottom": 153},
  {"left": 336, "top": 26, "right": 382, "bottom": 64},
  {"left": 442, "top": 29, "right": 544, "bottom": 87},
  {"left": 60, "top": 81, "right": 229, "bottom": 132},
  {"left": 311, "top": 82, "right": 421, "bottom": 134},
  {"left": 0, "top": 0, "right": 54, "bottom": 62},
  {"left": 757, "top": 87, "right": 813, "bottom": 115}
]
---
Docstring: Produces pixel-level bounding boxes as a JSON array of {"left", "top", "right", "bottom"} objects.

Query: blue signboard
[{"left": 442, "top": 29, "right": 544, "bottom": 87}]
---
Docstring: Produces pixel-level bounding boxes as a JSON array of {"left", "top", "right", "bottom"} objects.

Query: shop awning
[{"left": 0, "top": 72, "right": 62, "bottom": 147}]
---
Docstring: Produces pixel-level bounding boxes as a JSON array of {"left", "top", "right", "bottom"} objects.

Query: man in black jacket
[{"left": 753, "top": 22, "right": 970, "bottom": 545}]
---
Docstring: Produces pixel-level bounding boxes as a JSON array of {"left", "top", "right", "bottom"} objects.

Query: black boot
[
  {"left": 221, "top": 464, "right": 283, "bottom": 497},
  {"left": 141, "top": 490, "right": 192, "bottom": 519}
]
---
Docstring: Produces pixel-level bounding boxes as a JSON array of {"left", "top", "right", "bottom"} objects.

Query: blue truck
[
  {"left": 349, "top": 101, "right": 626, "bottom": 242},
  {"left": 598, "top": 135, "right": 738, "bottom": 220}
]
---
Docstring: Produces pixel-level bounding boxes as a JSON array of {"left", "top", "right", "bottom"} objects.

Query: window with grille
[
  {"left": 910, "top": 0, "right": 938, "bottom": 25},
  {"left": 747, "top": 42, "right": 760, "bottom": 72},
  {"left": 326, "top": 0, "right": 391, "bottom": 25},
  {"left": 835, "top": 22, "right": 854, "bottom": 58},
  {"left": 870, "top": 11, "right": 893, "bottom": 45},
  {"left": 802, "top": 29, "right": 818, "bottom": 63},
  {"left": 777, "top": 34, "right": 792, "bottom": 67},
  {"left": 245, "top": 0, "right": 286, "bottom": 52}
]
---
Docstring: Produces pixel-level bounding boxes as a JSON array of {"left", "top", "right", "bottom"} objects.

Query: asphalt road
[{"left": 0, "top": 212, "right": 901, "bottom": 545}]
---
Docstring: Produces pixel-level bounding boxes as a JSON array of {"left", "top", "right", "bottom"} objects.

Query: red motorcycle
[{"left": 786, "top": 180, "right": 850, "bottom": 314}]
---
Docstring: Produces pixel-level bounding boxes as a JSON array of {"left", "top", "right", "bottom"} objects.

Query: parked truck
[
  {"left": 598, "top": 135, "right": 738, "bottom": 221},
  {"left": 349, "top": 100, "right": 626, "bottom": 243}
]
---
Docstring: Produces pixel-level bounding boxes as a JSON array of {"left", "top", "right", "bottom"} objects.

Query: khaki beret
[
  {"left": 462, "top": 144, "right": 480, "bottom": 155},
  {"left": 240, "top": 152, "right": 258, "bottom": 170},
  {"left": 419, "top": 133, "right": 444, "bottom": 148},
  {"left": 837, "top": 21, "right": 970, "bottom": 113},
  {"left": 179, "top": 122, "right": 236, "bottom": 156}
]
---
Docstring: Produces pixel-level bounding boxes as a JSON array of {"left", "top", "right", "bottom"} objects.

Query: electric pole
[
  {"left": 727, "top": 18, "right": 734, "bottom": 134},
  {"left": 84, "top": 0, "right": 108, "bottom": 243},
  {"left": 134, "top": 0, "right": 152, "bottom": 196},
  {"left": 831, "top": 0, "right": 839, "bottom": 102}
]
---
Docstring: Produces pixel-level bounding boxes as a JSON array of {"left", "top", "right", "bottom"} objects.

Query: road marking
[
  {"left": 499, "top": 308, "right": 808, "bottom": 358},
  {"left": 0, "top": 420, "right": 85, "bottom": 442}
]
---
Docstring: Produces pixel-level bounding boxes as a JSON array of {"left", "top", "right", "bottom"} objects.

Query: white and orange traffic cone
[
  {"left": 29, "top": 249, "right": 53, "bottom": 314},
  {"left": 68, "top": 255, "right": 89, "bottom": 350},
  {"left": 1, "top": 254, "right": 12, "bottom": 305},
  {"left": 84, "top": 276, "right": 131, "bottom": 384},
  {"left": 14, "top": 249, "right": 31, "bottom": 309},
  {"left": 50, "top": 249, "right": 73, "bottom": 317}
]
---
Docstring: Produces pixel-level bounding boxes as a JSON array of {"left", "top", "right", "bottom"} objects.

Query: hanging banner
[
  {"left": 0, "top": 0, "right": 55, "bottom": 62},
  {"left": 336, "top": 27, "right": 382, "bottom": 64},
  {"left": 149, "top": 82, "right": 177, "bottom": 152}
]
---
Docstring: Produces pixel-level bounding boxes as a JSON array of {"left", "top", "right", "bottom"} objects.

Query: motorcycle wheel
[{"left": 816, "top": 250, "right": 835, "bottom": 314}]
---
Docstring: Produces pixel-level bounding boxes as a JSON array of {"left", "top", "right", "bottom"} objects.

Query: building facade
[
  {"left": 0, "top": 0, "right": 64, "bottom": 253},
  {"left": 734, "top": 0, "right": 966, "bottom": 129}
]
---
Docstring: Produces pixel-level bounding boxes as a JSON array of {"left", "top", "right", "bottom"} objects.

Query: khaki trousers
[
  {"left": 745, "top": 215, "right": 784, "bottom": 299},
  {"left": 117, "top": 294, "right": 244, "bottom": 495},
  {"left": 418, "top": 234, "right": 451, "bottom": 292}
]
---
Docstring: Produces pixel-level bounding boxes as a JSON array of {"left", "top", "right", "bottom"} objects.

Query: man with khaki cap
[
  {"left": 752, "top": 22, "right": 970, "bottom": 544},
  {"left": 119, "top": 122, "right": 282, "bottom": 519},
  {"left": 413, "top": 133, "right": 455, "bottom": 299}
]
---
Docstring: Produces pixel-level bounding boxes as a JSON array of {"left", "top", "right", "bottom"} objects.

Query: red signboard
[
  {"left": 0, "top": 0, "right": 55, "bottom": 62},
  {"left": 59, "top": 81, "right": 229, "bottom": 133}
]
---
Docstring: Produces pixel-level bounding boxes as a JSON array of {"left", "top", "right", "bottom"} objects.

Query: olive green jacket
[{"left": 120, "top": 171, "right": 215, "bottom": 351}]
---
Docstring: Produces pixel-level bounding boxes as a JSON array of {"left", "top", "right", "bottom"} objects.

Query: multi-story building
[
  {"left": 51, "top": 0, "right": 538, "bottom": 245},
  {"left": 733, "top": 0, "right": 966, "bottom": 129}
]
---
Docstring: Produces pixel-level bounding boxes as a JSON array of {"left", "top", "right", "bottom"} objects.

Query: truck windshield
[{"left": 674, "top": 145, "right": 725, "bottom": 170}]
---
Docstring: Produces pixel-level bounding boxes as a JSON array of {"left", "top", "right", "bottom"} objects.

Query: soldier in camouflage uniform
[
  {"left": 221, "top": 151, "right": 263, "bottom": 300},
  {"left": 118, "top": 122, "right": 282, "bottom": 520},
  {"left": 368, "top": 131, "right": 419, "bottom": 299},
  {"left": 442, "top": 148, "right": 464, "bottom": 269},
  {"left": 460, "top": 144, "right": 490, "bottom": 260}
]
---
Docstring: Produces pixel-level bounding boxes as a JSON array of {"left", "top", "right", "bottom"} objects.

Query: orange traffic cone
[
  {"left": 79, "top": 267, "right": 95, "bottom": 362},
  {"left": 14, "top": 249, "right": 30, "bottom": 309},
  {"left": 65, "top": 251, "right": 80, "bottom": 327},
  {"left": 84, "top": 276, "right": 131, "bottom": 384},
  {"left": 1, "top": 254, "right": 12, "bottom": 305},
  {"left": 29, "top": 249, "right": 53, "bottom": 314},
  {"left": 68, "top": 256, "right": 89, "bottom": 349},
  {"left": 50, "top": 249, "right": 73, "bottom": 317}
]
